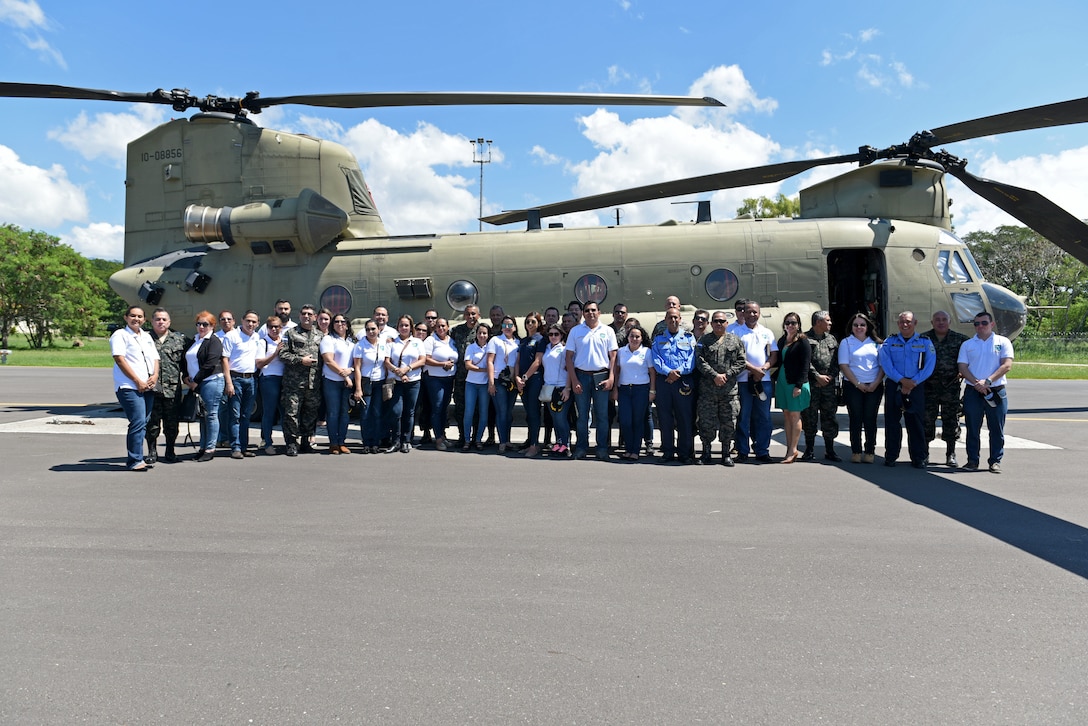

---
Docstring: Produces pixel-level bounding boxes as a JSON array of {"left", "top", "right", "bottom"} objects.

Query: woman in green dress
[{"left": 775, "top": 312, "right": 811, "bottom": 463}]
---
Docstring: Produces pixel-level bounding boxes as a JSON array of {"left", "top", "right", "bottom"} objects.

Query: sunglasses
[
  {"left": 973, "top": 320, "right": 991, "bottom": 326},
  {"left": 268, "top": 325, "right": 281, "bottom": 330},
  {"left": 333, "top": 320, "right": 348, "bottom": 324},
  {"left": 425, "top": 315, "right": 438, "bottom": 320},
  {"left": 711, "top": 319, "right": 727, "bottom": 325},
  {"left": 694, "top": 316, "right": 708, "bottom": 323},
  {"left": 196, "top": 321, "right": 211, "bottom": 327},
  {"left": 548, "top": 332, "right": 562, "bottom": 337}
]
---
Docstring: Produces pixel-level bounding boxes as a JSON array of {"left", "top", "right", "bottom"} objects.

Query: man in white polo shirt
[
  {"left": 957, "top": 312, "right": 1014, "bottom": 473},
  {"left": 565, "top": 301, "right": 618, "bottom": 460},
  {"left": 222, "top": 310, "right": 263, "bottom": 458}
]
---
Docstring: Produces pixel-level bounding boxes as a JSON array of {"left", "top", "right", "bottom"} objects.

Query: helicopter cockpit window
[
  {"left": 704, "top": 268, "right": 740, "bottom": 302},
  {"left": 320, "top": 285, "right": 352, "bottom": 316},
  {"left": 937, "top": 249, "right": 972, "bottom": 284},
  {"left": 574, "top": 274, "right": 607, "bottom": 305},
  {"left": 950, "top": 292, "right": 985, "bottom": 323},
  {"left": 446, "top": 280, "right": 478, "bottom": 312},
  {"left": 341, "top": 166, "right": 379, "bottom": 217}
]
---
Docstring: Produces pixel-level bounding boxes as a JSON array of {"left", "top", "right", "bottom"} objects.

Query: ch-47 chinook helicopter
[{"left": 5, "top": 83, "right": 1086, "bottom": 340}]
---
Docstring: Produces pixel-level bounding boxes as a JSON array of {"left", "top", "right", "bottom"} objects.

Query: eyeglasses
[
  {"left": 425, "top": 315, "right": 437, "bottom": 320},
  {"left": 711, "top": 319, "right": 727, "bottom": 325},
  {"left": 694, "top": 316, "right": 708, "bottom": 323},
  {"left": 973, "top": 320, "right": 991, "bottom": 326},
  {"left": 196, "top": 321, "right": 211, "bottom": 327},
  {"left": 268, "top": 325, "right": 281, "bottom": 330},
  {"left": 548, "top": 332, "right": 562, "bottom": 337},
  {"left": 415, "top": 328, "right": 428, "bottom": 333},
  {"left": 784, "top": 321, "right": 799, "bottom": 326},
  {"left": 502, "top": 323, "right": 514, "bottom": 328},
  {"left": 333, "top": 320, "right": 348, "bottom": 324},
  {"left": 365, "top": 328, "right": 378, "bottom": 333},
  {"left": 852, "top": 322, "right": 867, "bottom": 328}
]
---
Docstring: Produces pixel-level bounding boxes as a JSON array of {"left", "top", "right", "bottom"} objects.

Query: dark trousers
[
  {"left": 656, "top": 378, "right": 694, "bottom": 458},
  {"left": 884, "top": 382, "right": 928, "bottom": 464}
]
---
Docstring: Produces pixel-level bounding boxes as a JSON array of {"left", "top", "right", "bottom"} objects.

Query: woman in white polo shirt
[{"left": 110, "top": 306, "right": 160, "bottom": 471}]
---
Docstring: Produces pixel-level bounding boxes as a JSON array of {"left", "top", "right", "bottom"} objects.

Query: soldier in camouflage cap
[
  {"left": 801, "top": 311, "right": 841, "bottom": 462},
  {"left": 695, "top": 311, "right": 747, "bottom": 466},
  {"left": 922, "top": 310, "right": 969, "bottom": 466},
  {"left": 279, "top": 305, "right": 325, "bottom": 456},
  {"left": 147, "top": 308, "right": 191, "bottom": 463}
]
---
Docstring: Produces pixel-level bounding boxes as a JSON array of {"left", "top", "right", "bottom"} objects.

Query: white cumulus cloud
[
  {"left": 0, "top": 144, "right": 88, "bottom": 228},
  {"left": 47, "top": 105, "right": 169, "bottom": 166},
  {"left": 63, "top": 222, "right": 125, "bottom": 261}
]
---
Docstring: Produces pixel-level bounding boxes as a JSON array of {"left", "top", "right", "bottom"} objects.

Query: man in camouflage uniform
[
  {"left": 279, "top": 304, "right": 324, "bottom": 456},
  {"left": 450, "top": 304, "right": 481, "bottom": 446},
  {"left": 922, "top": 310, "right": 969, "bottom": 466},
  {"left": 801, "top": 310, "right": 841, "bottom": 462},
  {"left": 695, "top": 310, "right": 747, "bottom": 466},
  {"left": 146, "top": 308, "right": 190, "bottom": 463}
]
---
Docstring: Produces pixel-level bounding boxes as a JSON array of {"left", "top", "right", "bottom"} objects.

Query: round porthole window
[
  {"left": 446, "top": 280, "right": 479, "bottom": 311},
  {"left": 574, "top": 274, "right": 608, "bottom": 305},
  {"left": 319, "top": 285, "right": 352, "bottom": 316},
  {"left": 704, "top": 268, "right": 740, "bottom": 302}
]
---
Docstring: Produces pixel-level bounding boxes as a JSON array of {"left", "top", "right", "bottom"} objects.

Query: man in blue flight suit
[
  {"left": 878, "top": 311, "right": 937, "bottom": 469},
  {"left": 651, "top": 309, "right": 697, "bottom": 464}
]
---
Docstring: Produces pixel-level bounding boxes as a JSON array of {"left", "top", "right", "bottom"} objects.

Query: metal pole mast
[{"left": 472, "top": 137, "right": 492, "bottom": 232}]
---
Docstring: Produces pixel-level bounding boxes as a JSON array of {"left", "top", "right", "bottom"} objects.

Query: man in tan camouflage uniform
[
  {"left": 279, "top": 304, "right": 324, "bottom": 456},
  {"left": 147, "top": 308, "right": 191, "bottom": 463},
  {"left": 922, "top": 310, "right": 969, "bottom": 466},
  {"left": 801, "top": 310, "right": 841, "bottom": 462},
  {"left": 695, "top": 310, "right": 747, "bottom": 466}
]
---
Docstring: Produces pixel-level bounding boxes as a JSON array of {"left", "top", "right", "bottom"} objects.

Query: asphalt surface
[{"left": 1, "top": 367, "right": 1086, "bottom": 724}]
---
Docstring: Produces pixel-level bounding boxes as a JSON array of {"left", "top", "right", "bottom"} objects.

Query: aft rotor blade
[
  {"left": 249, "top": 92, "right": 724, "bottom": 111},
  {"left": 928, "top": 96, "right": 1088, "bottom": 146},
  {"left": 950, "top": 166, "right": 1088, "bottom": 266},
  {"left": 482, "top": 153, "right": 860, "bottom": 226},
  {"left": 0, "top": 82, "right": 174, "bottom": 105}
]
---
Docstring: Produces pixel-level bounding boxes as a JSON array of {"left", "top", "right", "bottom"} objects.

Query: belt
[
  {"left": 231, "top": 371, "right": 257, "bottom": 378},
  {"left": 576, "top": 368, "right": 608, "bottom": 375}
]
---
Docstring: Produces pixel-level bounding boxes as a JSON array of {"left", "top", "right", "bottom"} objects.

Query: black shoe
[
  {"left": 145, "top": 450, "right": 158, "bottom": 465},
  {"left": 659, "top": 453, "right": 676, "bottom": 464},
  {"left": 680, "top": 457, "right": 696, "bottom": 465},
  {"left": 884, "top": 459, "right": 897, "bottom": 468},
  {"left": 197, "top": 450, "right": 215, "bottom": 462},
  {"left": 734, "top": 453, "right": 749, "bottom": 463},
  {"left": 572, "top": 449, "right": 587, "bottom": 460},
  {"left": 961, "top": 461, "right": 979, "bottom": 471},
  {"left": 285, "top": 444, "right": 298, "bottom": 457},
  {"left": 299, "top": 442, "right": 315, "bottom": 454},
  {"left": 911, "top": 460, "right": 926, "bottom": 469},
  {"left": 721, "top": 456, "right": 735, "bottom": 467},
  {"left": 382, "top": 442, "right": 401, "bottom": 454},
  {"left": 595, "top": 450, "right": 609, "bottom": 462},
  {"left": 163, "top": 451, "right": 179, "bottom": 463},
  {"left": 755, "top": 455, "right": 773, "bottom": 464},
  {"left": 824, "top": 452, "right": 842, "bottom": 463},
  {"left": 800, "top": 449, "right": 815, "bottom": 462},
  {"left": 419, "top": 432, "right": 433, "bottom": 446}
]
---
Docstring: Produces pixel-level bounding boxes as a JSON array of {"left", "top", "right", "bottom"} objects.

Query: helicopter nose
[
  {"left": 982, "top": 282, "right": 1027, "bottom": 338},
  {"left": 109, "top": 265, "right": 162, "bottom": 306}
]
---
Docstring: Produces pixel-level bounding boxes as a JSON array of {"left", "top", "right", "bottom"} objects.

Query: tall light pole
[{"left": 472, "top": 137, "right": 492, "bottom": 232}]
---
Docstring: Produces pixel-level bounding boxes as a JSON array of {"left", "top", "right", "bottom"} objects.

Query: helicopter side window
[
  {"left": 320, "top": 285, "right": 352, "bottom": 316},
  {"left": 573, "top": 274, "right": 607, "bottom": 306},
  {"left": 937, "top": 249, "right": 972, "bottom": 284},
  {"left": 950, "top": 292, "right": 985, "bottom": 323},
  {"left": 446, "top": 280, "right": 479, "bottom": 312},
  {"left": 704, "top": 268, "right": 740, "bottom": 302}
]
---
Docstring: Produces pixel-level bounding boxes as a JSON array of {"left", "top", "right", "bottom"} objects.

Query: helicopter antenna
[{"left": 472, "top": 138, "right": 493, "bottom": 232}]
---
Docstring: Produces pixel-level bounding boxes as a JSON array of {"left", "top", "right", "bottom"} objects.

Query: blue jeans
[
  {"left": 963, "top": 386, "right": 1008, "bottom": 465},
  {"left": 491, "top": 382, "right": 516, "bottom": 445},
  {"left": 425, "top": 375, "right": 454, "bottom": 439},
  {"left": 228, "top": 375, "right": 257, "bottom": 452},
  {"left": 550, "top": 389, "right": 572, "bottom": 446},
  {"left": 575, "top": 370, "right": 612, "bottom": 454},
  {"left": 737, "top": 379, "right": 772, "bottom": 457},
  {"left": 198, "top": 376, "right": 225, "bottom": 452},
  {"left": 116, "top": 387, "right": 155, "bottom": 469},
  {"left": 388, "top": 379, "right": 421, "bottom": 442},
  {"left": 259, "top": 375, "right": 282, "bottom": 447},
  {"left": 322, "top": 377, "right": 352, "bottom": 446},
  {"left": 884, "top": 382, "right": 928, "bottom": 464},
  {"left": 463, "top": 382, "right": 490, "bottom": 443},
  {"left": 616, "top": 383, "right": 650, "bottom": 455},
  {"left": 359, "top": 383, "right": 383, "bottom": 446},
  {"left": 521, "top": 374, "right": 544, "bottom": 446}
]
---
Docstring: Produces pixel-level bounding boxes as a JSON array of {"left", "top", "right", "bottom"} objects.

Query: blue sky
[{"left": 3, "top": 0, "right": 1088, "bottom": 260}]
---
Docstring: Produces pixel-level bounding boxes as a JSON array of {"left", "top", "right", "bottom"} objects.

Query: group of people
[{"left": 111, "top": 296, "right": 1013, "bottom": 473}]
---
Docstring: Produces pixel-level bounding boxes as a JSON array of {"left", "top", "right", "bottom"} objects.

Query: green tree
[
  {"left": 735, "top": 193, "right": 800, "bottom": 219},
  {"left": 0, "top": 224, "right": 110, "bottom": 349},
  {"left": 963, "top": 225, "right": 1088, "bottom": 333},
  {"left": 86, "top": 257, "right": 129, "bottom": 325}
]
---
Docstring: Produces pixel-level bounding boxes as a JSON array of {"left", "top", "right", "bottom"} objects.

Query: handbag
[
  {"left": 178, "top": 390, "right": 204, "bottom": 422},
  {"left": 382, "top": 380, "right": 395, "bottom": 401},
  {"left": 539, "top": 383, "right": 556, "bottom": 403}
]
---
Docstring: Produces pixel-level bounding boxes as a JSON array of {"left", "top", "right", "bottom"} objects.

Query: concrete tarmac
[{"left": 2, "top": 367, "right": 1086, "bottom": 724}]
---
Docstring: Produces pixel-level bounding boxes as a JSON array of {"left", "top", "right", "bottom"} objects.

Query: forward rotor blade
[
  {"left": 482, "top": 153, "right": 860, "bottom": 226},
  {"left": 928, "top": 96, "right": 1088, "bottom": 146},
  {"left": 249, "top": 91, "right": 724, "bottom": 111},
  {"left": 949, "top": 166, "right": 1088, "bottom": 266}
]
